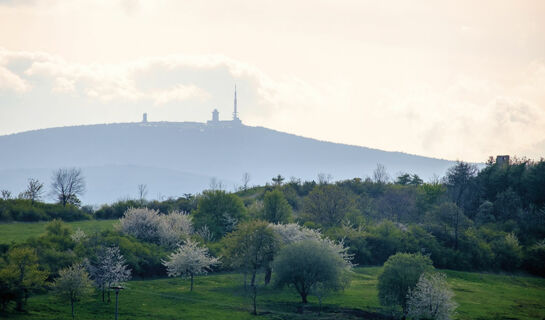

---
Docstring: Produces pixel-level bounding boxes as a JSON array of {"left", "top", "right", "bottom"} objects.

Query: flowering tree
[
  {"left": 162, "top": 239, "right": 220, "bottom": 291},
  {"left": 407, "top": 272, "right": 458, "bottom": 320},
  {"left": 158, "top": 211, "right": 194, "bottom": 248},
  {"left": 53, "top": 263, "right": 93, "bottom": 320},
  {"left": 86, "top": 246, "right": 131, "bottom": 303},
  {"left": 118, "top": 208, "right": 193, "bottom": 248},
  {"left": 118, "top": 208, "right": 161, "bottom": 243}
]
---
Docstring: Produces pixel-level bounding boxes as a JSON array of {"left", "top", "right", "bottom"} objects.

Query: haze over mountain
[{"left": 0, "top": 119, "right": 456, "bottom": 205}]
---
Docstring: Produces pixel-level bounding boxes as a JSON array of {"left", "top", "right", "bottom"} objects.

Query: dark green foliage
[
  {"left": 193, "top": 190, "right": 246, "bottom": 240},
  {"left": 303, "top": 184, "right": 356, "bottom": 226},
  {"left": 0, "top": 247, "right": 48, "bottom": 311},
  {"left": 377, "top": 252, "right": 434, "bottom": 314},
  {"left": 263, "top": 189, "right": 292, "bottom": 223},
  {"left": 0, "top": 199, "right": 91, "bottom": 222}
]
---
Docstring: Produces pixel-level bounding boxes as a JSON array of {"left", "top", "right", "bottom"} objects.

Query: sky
[{"left": 0, "top": 0, "right": 544, "bottom": 162}]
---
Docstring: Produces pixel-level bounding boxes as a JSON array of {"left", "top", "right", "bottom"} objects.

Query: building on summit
[{"left": 207, "top": 86, "right": 242, "bottom": 126}]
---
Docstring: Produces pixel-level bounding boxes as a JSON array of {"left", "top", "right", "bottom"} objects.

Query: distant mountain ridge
[{"left": 0, "top": 122, "right": 455, "bottom": 204}]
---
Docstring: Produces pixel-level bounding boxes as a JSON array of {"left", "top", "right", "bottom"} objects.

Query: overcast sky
[{"left": 1, "top": 0, "right": 544, "bottom": 162}]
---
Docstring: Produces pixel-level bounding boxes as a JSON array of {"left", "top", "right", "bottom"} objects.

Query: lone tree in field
[
  {"left": 223, "top": 221, "right": 279, "bottom": 314},
  {"left": 378, "top": 252, "right": 434, "bottom": 316},
  {"left": 274, "top": 239, "right": 351, "bottom": 306},
  {"left": 162, "top": 239, "right": 220, "bottom": 291},
  {"left": 51, "top": 168, "right": 85, "bottom": 206},
  {"left": 22, "top": 178, "right": 44, "bottom": 203},
  {"left": 53, "top": 263, "right": 93, "bottom": 320},
  {"left": 407, "top": 272, "right": 458, "bottom": 320}
]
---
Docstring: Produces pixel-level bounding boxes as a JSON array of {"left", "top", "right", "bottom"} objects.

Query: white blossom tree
[
  {"left": 162, "top": 239, "right": 220, "bottom": 291},
  {"left": 158, "top": 211, "right": 193, "bottom": 248},
  {"left": 118, "top": 208, "right": 193, "bottom": 248},
  {"left": 53, "top": 263, "right": 94, "bottom": 320},
  {"left": 269, "top": 223, "right": 353, "bottom": 265},
  {"left": 407, "top": 272, "right": 458, "bottom": 320},
  {"left": 86, "top": 246, "right": 131, "bottom": 303}
]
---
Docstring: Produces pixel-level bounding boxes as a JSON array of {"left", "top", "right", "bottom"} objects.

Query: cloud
[
  {"left": 0, "top": 65, "right": 29, "bottom": 92},
  {"left": 151, "top": 84, "right": 210, "bottom": 105},
  {"left": 0, "top": 48, "right": 544, "bottom": 162}
]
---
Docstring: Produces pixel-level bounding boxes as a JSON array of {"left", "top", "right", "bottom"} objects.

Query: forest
[{"left": 0, "top": 158, "right": 544, "bottom": 319}]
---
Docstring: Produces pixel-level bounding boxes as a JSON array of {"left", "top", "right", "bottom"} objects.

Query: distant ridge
[{"left": 0, "top": 122, "right": 455, "bottom": 204}]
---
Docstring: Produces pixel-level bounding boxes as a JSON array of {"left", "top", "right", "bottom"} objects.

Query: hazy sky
[{"left": 1, "top": 0, "right": 544, "bottom": 162}]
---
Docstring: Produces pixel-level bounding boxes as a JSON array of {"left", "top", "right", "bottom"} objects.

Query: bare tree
[
  {"left": 317, "top": 173, "right": 333, "bottom": 185},
  {"left": 22, "top": 178, "right": 44, "bottom": 203},
  {"left": 51, "top": 168, "right": 85, "bottom": 206},
  {"left": 137, "top": 184, "right": 148, "bottom": 203},
  {"left": 241, "top": 172, "right": 251, "bottom": 191},
  {"left": 373, "top": 164, "right": 390, "bottom": 184},
  {"left": 1, "top": 190, "right": 12, "bottom": 200}
]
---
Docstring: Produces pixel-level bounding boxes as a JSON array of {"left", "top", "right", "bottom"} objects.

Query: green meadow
[
  {"left": 3, "top": 267, "right": 544, "bottom": 320},
  {"left": 0, "top": 220, "right": 116, "bottom": 244}
]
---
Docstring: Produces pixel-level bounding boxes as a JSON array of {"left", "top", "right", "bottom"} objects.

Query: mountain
[{"left": 0, "top": 121, "right": 455, "bottom": 204}]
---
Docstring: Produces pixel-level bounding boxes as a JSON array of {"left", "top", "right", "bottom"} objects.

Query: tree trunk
[
  {"left": 190, "top": 273, "right": 194, "bottom": 292},
  {"left": 243, "top": 272, "right": 247, "bottom": 290},
  {"left": 264, "top": 267, "right": 272, "bottom": 285},
  {"left": 301, "top": 293, "right": 308, "bottom": 304},
  {"left": 252, "top": 285, "right": 257, "bottom": 315},
  {"left": 250, "top": 271, "right": 256, "bottom": 287},
  {"left": 71, "top": 299, "right": 75, "bottom": 320},
  {"left": 102, "top": 286, "right": 105, "bottom": 302}
]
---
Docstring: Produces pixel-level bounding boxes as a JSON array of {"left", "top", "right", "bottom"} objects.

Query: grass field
[
  {"left": 0, "top": 219, "right": 117, "bottom": 244},
  {"left": 2, "top": 267, "right": 544, "bottom": 320}
]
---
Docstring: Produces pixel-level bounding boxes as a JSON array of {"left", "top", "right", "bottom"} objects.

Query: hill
[{"left": 0, "top": 121, "right": 454, "bottom": 204}]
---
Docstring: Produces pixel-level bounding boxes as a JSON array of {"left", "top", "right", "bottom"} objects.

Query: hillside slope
[{"left": 0, "top": 122, "right": 454, "bottom": 204}]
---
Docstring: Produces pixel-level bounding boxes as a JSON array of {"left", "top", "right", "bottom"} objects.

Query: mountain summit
[{"left": 0, "top": 120, "right": 454, "bottom": 204}]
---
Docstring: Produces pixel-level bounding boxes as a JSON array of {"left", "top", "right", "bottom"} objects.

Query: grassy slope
[
  {"left": 3, "top": 268, "right": 545, "bottom": 320},
  {"left": 0, "top": 220, "right": 116, "bottom": 244}
]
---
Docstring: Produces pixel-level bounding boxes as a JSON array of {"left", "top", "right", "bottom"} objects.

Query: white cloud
[
  {"left": 0, "top": 48, "right": 544, "bottom": 162},
  {"left": 0, "top": 65, "right": 28, "bottom": 92},
  {"left": 152, "top": 84, "right": 210, "bottom": 105}
]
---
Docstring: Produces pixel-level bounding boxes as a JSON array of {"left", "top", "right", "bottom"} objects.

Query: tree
[
  {"left": 118, "top": 208, "right": 193, "bottom": 248},
  {"left": 223, "top": 221, "right": 279, "bottom": 314},
  {"left": 274, "top": 239, "right": 351, "bottom": 307},
  {"left": 51, "top": 168, "right": 85, "bottom": 207},
  {"left": 373, "top": 164, "right": 390, "bottom": 184},
  {"left": 193, "top": 190, "right": 246, "bottom": 240},
  {"left": 427, "top": 202, "right": 471, "bottom": 250},
  {"left": 303, "top": 184, "right": 356, "bottom": 226},
  {"left": 86, "top": 246, "right": 131, "bottom": 302},
  {"left": 1, "top": 189, "right": 12, "bottom": 200},
  {"left": 137, "top": 184, "right": 148, "bottom": 203},
  {"left": 53, "top": 263, "right": 93, "bottom": 320},
  {"left": 407, "top": 272, "right": 457, "bottom": 320},
  {"left": 22, "top": 178, "right": 44, "bottom": 203},
  {"left": 378, "top": 252, "right": 434, "bottom": 316},
  {"left": 263, "top": 189, "right": 292, "bottom": 223},
  {"left": 272, "top": 174, "right": 285, "bottom": 186},
  {"left": 162, "top": 239, "right": 220, "bottom": 291},
  {"left": 0, "top": 247, "right": 48, "bottom": 311},
  {"left": 241, "top": 172, "right": 251, "bottom": 191},
  {"left": 444, "top": 162, "right": 477, "bottom": 214}
]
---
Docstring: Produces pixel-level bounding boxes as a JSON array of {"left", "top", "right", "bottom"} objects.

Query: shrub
[{"left": 378, "top": 252, "right": 434, "bottom": 315}]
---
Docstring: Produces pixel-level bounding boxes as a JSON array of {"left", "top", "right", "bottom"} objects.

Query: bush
[
  {"left": 407, "top": 272, "right": 457, "bottom": 320},
  {"left": 378, "top": 252, "right": 434, "bottom": 315}
]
